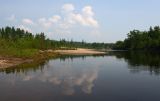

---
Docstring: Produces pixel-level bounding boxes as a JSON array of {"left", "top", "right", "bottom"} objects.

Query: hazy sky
[{"left": 0, "top": 0, "right": 160, "bottom": 43}]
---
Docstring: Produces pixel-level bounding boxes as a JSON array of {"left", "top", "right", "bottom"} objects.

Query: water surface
[{"left": 0, "top": 52, "right": 160, "bottom": 101}]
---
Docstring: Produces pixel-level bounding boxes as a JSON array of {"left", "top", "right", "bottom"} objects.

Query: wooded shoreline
[{"left": 1, "top": 26, "right": 160, "bottom": 69}]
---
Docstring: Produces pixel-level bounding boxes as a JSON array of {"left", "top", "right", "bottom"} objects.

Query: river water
[{"left": 0, "top": 52, "right": 160, "bottom": 101}]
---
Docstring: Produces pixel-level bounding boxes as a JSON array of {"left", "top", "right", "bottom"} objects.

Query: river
[{"left": 0, "top": 51, "right": 160, "bottom": 101}]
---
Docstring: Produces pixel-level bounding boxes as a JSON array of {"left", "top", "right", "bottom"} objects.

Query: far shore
[{"left": 0, "top": 48, "right": 106, "bottom": 69}]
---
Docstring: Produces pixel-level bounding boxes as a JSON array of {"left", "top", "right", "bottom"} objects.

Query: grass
[
  {"left": 0, "top": 47, "right": 39, "bottom": 58},
  {"left": 0, "top": 46, "right": 59, "bottom": 61},
  {"left": 0, "top": 47, "right": 59, "bottom": 69}
]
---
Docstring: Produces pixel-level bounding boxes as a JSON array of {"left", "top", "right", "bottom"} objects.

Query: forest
[
  {"left": 113, "top": 26, "right": 160, "bottom": 50},
  {"left": 1, "top": 26, "right": 160, "bottom": 58},
  {"left": 0, "top": 26, "right": 112, "bottom": 57}
]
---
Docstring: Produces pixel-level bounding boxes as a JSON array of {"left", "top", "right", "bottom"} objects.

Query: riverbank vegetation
[
  {"left": 0, "top": 26, "right": 112, "bottom": 58},
  {"left": 113, "top": 26, "right": 160, "bottom": 50}
]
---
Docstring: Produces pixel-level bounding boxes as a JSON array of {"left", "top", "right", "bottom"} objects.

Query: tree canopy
[
  {"left": 113, "top": 26, "right": 160, "bottom": 50},
  {"left": 0, "top": 26, "right": 112, "bottom": 51}
]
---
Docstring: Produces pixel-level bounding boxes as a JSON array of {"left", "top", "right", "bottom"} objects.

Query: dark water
[{"left": 0, "top": 52, "right": 160, "bottom": 101}]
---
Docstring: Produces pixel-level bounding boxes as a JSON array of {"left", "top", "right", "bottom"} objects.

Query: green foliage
[
  {"left": 0, "top": 26, "right": 112, "bottom": 57},
  {"left": 0, "top": 47, "right": 38, "bottom": 58},
  {"left": 114, "top": 26, "right": 160, "bottom": 50},
  {"left": 0, "top": 27, "right": 54, "bottom": 57}
]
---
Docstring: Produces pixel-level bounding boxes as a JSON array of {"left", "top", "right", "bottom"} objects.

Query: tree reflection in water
[{"left": 109, "top": 51, "right": 160, "bottom": 75}]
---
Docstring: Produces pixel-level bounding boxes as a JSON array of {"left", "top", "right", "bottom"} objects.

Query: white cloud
[
  {"left": 78, "top": 6, "right": 98, "bottom": 27},
  {"left": 49, "top": 15, "right": 61, "bottom": 23},
  {"left": 17, "top": 3, "right": 99, "bottom": 36},
  {"left": 38, "top": 18, "right": 52, "bottom": 28},
  {"left": 62, "top": 3, "right": 75, "bottom": 12},
  {"left": 7, "top": 14, "right": 16, "bottom": 21},
  {"left": 38, "top": 15, "right": 61, "bottom": 29},
  {"left": 22, "top": 18, "right": 34, "bottom": 25},
  {"left": 61, "top": 4, "right": 99, "bottom": 28},
  {"left": 82, "top": 6, "right": 94, "bottom": 17},
  {"left": 81, "top": 6, "right": 98, "bottom": 27}
]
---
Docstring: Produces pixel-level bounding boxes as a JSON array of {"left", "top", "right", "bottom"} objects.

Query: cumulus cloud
[
  {"left": 38, "top": 18, "right": 52, "bottom": 28},
  {"left": 62, "top": 3, "right": 75, "bottom": 12},
  {"left": 50, "top": 4, "right": 99, "bottom": 30},
  {"left": 49, "top": 15, "right": 61, "bottom": 23},
  {"left": 61, "top": 4, "right": 99, "bottom": 28},
  {"left": 22, "top": 18, "right": 34, "bottom": 25},
  {"left": 82, "top": 6, "right": 94, "bottom": 17},
  {"left": 38, "top": 15, "right": 61, "bottom": 29},
  {"left": 16, "top": 3, "right": 99, "bottom": 36}
]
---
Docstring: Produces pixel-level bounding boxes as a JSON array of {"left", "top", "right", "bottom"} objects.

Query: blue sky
[{"left": 0, "top": 0, "right": 160, "bottom": 43}]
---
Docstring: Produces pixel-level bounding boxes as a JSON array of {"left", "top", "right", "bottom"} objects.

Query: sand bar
[
  {"left": 0, "top": 48, "right": 106, "bottom": 69},
  {"left": 55, "top": 48, "right": 106, "bottom": 55}
]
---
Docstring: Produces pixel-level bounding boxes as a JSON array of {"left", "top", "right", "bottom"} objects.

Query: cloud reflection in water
[{"left": 21, "top": 58, "right": 101, "bottom": 95}]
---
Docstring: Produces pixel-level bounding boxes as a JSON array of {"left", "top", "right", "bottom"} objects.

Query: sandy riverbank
[
  {"left": 55, "top": 48, "right": 106, "bottom": 55},
  {"left": 0, "top": 57, "right": 33, "bottom": 69},
  {"left": 0, "top": 48, "right": 106, "bottom": 69}
]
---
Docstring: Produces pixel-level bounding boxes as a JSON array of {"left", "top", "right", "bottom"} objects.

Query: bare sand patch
[
  {"left": 0, "top": 57, "right": 33, "bottom": 69},
  {"left": 55, "top": 48, "right": 106, "bottom": 55},
  {"left": 0, "top": 48, "right": 106, "bottom": 69}
]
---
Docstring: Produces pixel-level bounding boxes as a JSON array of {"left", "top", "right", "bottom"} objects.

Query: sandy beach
[
  {"left": 0, "top": 57, "right": 33, "bottom": 69},
  {"left": 55, "top": 48, "right": 106, "bottom": 55},
  {"left": 0, "top": 48, "right": 106, "bottom": 69}
]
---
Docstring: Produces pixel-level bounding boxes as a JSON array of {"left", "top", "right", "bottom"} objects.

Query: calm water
[{"left": 0, "top": 52, "right": 160, "bottom": 101}]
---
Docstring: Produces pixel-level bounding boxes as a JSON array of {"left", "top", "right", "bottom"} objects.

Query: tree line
[
  {"left": 0, "top": 26, "right": 112, "bottom": 51},
  {"left": 113, "top": 26, "right": 160, "bottom": 50}
]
